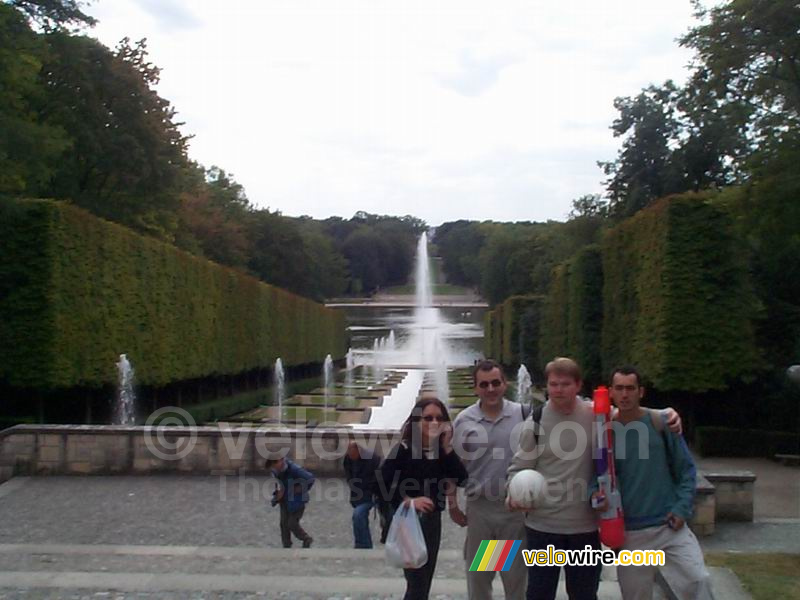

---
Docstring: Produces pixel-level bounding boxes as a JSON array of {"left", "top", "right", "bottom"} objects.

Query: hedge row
[
  {"left": 695, "top": 426, "right": 800, "bottom": 458},
  {"left": 484, "top": 295, "right": 543, "bottom": 374},
  {"left": 535, "top": 247, "right": 604, "bottom": 385},
  {"left": 0, "top": 200, "right": 347, "bottom": 391},
  {"left": 600, "top": 194, "right": 761, "bottom": 392},
  {"left": 493, "top": 194, "right": 762, "bottom": 393}
]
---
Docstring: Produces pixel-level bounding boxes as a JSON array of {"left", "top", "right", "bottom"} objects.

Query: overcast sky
[{"left": 86, "top": 0, "right": 702, "bottom": 225}]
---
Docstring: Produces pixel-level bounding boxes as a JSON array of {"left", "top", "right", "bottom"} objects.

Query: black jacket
[
  {"left": 343, "top": 450, "right": 381, "bottom": 507},
  {"left": 380, "top": 441, "right": 467, "bottom": 512}
]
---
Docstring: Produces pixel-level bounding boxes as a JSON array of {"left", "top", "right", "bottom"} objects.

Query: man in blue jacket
[
  {"left": 605, "top": 366, "right": 711, "bottom": 600},
  {"left": 266, "top": 456, "right": 315, "bottom": 548}
]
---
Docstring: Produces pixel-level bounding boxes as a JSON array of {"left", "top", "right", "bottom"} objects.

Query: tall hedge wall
[
  {"left": 565, "top": 246, "right": 603, "bottom": 386},
  {"left": 600, "top": 193, "right": 761, "bottom": 392},
  {"left": 538, "top": 264, "right": 569, "bottom": 369},
  {"left": 0, "top": 200, "right": 347, "bottom": 391},
  {"left": 483, "top": 304, "right": 503, "bottom": 361},
  {"left": 483, "top": 295, "right": 542, "bottom": 373},
  {"left": 502, "top": 295, "right": 543, "bottom": 371},
  {"left": 537, "top": 248, "right": 603, "bottom": 386}
]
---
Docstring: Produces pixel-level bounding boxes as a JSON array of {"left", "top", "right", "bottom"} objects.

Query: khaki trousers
[
  {"left": 617, "top": 524, "right": 712, "bottom": 600},
  {"left": 464, "top": 496, "right": 527, "bottom": 600}
]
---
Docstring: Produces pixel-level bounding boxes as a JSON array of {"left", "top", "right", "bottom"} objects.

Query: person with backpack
[
  {"left": 599, "top": 366, "right": 711, "bottom": 599},
  {"left": 507, "top": 358, "right": 683, "bottom": 600},
  {"left": 266, "top": 456, "right": 315, "bottom": 549},
  {"left": 449, "top": 359, "right": 530, "bottom": 600}
]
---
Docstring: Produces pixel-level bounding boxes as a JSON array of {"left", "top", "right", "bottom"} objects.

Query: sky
[{"left": 86, "top": 0, "right": 703, "bottom": 225}]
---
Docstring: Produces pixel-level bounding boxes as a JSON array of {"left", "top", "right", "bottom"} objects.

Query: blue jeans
[
  {"left": 526, "top": 527, "right": 601, "bottom": 600},
  {"left": 353, "top": 501, "right": 374, "bottom": 548}
]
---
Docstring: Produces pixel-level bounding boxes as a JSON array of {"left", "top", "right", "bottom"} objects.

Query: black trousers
[
  {"left": 525, "top": 527, "right": 602, "bottom": 600},
  {"left": 279, "top": 504, "right": 310, "bottom": 547},
  {"left": 402, "top": 510, "right": 442, "bottom": 600}
]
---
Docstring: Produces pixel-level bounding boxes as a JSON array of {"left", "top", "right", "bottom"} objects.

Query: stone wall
[
  {"left": 704, "top": 471, "right": 756, "bottom": 522},
  {"left": 0, "top": 425, "right": 400, "bottom": 479},
  {"left": 691, "top": 473, "right": 716, "bottom": 536}
]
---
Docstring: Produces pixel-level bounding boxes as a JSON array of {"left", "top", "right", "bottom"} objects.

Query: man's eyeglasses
[
  {"left": 421, "top": 415, "right": 447, "bottom": 422},
  {"left": 477, "top": 379, "right": 503, "bottom": 389}
]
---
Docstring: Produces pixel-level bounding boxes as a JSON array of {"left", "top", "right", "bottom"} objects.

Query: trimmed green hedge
[
  {"left": 537, "top": 248, "right": 603, "bottom": 385},
  {"left": 538, "top": 263, "right": 569, "bottom": 368},
  {"left": 600, "top": 193, "right": 761, "bottom": 392},
  {"left": 483, "top": 304, "right": 503, "bottom": 361},
  {"left": 0, "top": 200, "right": 347, "bottom": 391},
  {"left": 565, "top": 246, "right": 603, "bottom": 386},
  {"left": 696, "top": 426, "right": 800, "bottom": 457},
  {"left": 483, "top": 295, "right": 542, "bottom": 371}
]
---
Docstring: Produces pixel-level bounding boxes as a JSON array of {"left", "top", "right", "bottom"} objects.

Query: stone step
[
  {"left": 0, "top": 543, "right": 628, "bottom": 598},
  {"left": 0, "top": 570, "right": 626, "bottom": 598},
  {"left": 0, "top": 546, "right": 735, "bottom": 599}
]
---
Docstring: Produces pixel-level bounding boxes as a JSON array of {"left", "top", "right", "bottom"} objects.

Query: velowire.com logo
[{"left": 469, "top": 540, "right": 522, "bottom": 572}]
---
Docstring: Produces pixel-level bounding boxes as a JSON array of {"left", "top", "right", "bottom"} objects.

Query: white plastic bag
[{"left": 385, "top": 503, "right": 428, "bottom": 569}]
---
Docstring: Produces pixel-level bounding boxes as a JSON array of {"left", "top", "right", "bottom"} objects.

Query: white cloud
[{"left": 86, "top": 0, "right": 698, "bottom": 225}]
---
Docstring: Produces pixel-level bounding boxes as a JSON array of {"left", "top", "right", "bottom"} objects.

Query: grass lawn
[{"left": 705, "top": 552, "right": 800, "bottom": 599}]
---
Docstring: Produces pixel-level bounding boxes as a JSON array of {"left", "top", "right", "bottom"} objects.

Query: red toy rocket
[{"left": 593, "top": 385, "right": 625, "bottom": 549}]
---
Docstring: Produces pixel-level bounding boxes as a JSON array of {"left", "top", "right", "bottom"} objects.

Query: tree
[
  {"left": 599, "top": 82, "right": 683, "bottom": 218},
  {"left": 40, "top": 35, "right": 190, "bottom": 239},
  {"left": 569, "top": 194, "right": 608, "bottom": 219},
  {"left": 434, "top": 220, "right": 485, "bottom": 287},
  {"left": 341, "top": 228, "right": 387, "bottom": 295},
  {"left": 0, "top": 3, "right": 69, "bottom": 196},
  {"left": 681, "top": 0, "right": 800, "bottom": 142},
  {"left": 246, "top": 210, "right": 313, "bottom": 296},
  {"left": 299, "top": 229, "right": 348, "bottom": 300},
  {"left": 8, "top": 0, "right": 96, "bottom": 31}
]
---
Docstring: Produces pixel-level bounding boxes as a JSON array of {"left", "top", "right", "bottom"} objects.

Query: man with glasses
[{"left": 449, "top": 359, "right": 529, "bottom": 600}]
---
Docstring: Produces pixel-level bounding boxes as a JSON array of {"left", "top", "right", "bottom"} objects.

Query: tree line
[
  {"left": 436, "top": 0, "right": 799, "bottom": 374},
  {"left": 0, "top": 0, "right": 425, "bottom": 301}
]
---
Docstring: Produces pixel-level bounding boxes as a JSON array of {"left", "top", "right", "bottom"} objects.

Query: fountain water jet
[
  {"left": 323, "top": 354, "right": 334, "bottom": 413},
  {"left": 113, "top": 354, "right": 136, "bottom": 425},
  {"left": 345, "top": 348, "right": 355, "bottom": 402},
  {"left": 274, "top": 358, "right": 285, "bottom": 424},
  {"left": 516, "top": 364, "right": 532, "bottom": 406}
]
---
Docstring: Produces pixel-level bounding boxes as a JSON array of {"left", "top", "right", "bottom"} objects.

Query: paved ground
[
  {"left": 0, "top": 476, "right": 617, "bottom": 599},
  {"left": 1, "top": 457, "right": 796, "bottom": 599}
]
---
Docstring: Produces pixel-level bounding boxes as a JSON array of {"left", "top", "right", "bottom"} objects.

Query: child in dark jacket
[{"left": 266, "top": 457, "right": 315, "bottom": 548}]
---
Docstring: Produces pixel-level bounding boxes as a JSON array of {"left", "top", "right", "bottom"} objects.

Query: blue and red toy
[{"left": 592, "top": 385, "right": 625, "bottom": 549}]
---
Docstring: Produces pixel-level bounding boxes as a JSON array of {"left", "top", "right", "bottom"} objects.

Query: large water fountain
[
  {"left": 257, "top": 231, "right": 484, "bottom": 431},
  {"left": 356, "top": 232, "right": 476, "bottom": 428}
]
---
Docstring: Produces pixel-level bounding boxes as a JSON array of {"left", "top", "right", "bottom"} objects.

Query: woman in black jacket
[{"left": 381, "top": 397, "right": 468, "bottom": 600}]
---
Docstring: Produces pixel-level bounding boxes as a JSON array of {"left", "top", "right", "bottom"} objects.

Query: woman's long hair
[{"left": 400, "top": 397, "right": 452, "bottom": 455}]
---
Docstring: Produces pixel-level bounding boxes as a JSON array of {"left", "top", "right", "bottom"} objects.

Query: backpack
[{"left": 520, "top": 402, "right": 545, "bottom": 443}]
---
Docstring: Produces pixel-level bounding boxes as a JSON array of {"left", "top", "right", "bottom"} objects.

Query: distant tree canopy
[
  {"left": 0, "top": 1, "right": 424, "bottom": 302},
  {"left": 439, "top": 0, "right": 798, "bottom": 383}
]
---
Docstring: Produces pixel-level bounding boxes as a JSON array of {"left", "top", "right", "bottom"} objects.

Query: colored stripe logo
[{"left": 469, "top": 540, "right": 522, "bottom": 572}]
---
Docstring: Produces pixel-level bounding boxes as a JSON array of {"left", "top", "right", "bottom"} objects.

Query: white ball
[{"left": 508, "top": 469, "right": 546, "bottom": 508}]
